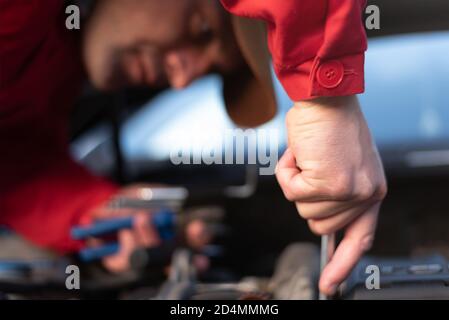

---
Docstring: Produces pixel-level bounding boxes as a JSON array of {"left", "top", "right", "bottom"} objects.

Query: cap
[{"left": 223, "top": 16, "right": 277, "bottom": 128}]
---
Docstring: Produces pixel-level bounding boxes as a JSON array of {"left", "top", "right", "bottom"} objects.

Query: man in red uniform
[{"left": 0, "top": 0, "right": 386, "bottom": 296}]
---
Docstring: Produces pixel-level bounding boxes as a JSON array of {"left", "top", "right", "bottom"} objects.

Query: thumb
[{"left": 276, "top": 148, "right": 335, "bottom": 202}]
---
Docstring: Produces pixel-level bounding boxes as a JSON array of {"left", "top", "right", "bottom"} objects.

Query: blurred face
[{"left": 83, "top": 0, "right": 244, "bottom": 90}]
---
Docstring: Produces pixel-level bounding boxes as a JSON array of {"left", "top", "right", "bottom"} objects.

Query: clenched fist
[{"left": 276, "top": 95, "right": 387, "bottom": 296}]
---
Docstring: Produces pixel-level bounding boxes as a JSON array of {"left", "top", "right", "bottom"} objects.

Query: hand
[
  {"left": 276, "top": 95, "right": 387, "bottom": 296},
  {"left": 83, "top": 185, "right": 212, "bottom": 273}
]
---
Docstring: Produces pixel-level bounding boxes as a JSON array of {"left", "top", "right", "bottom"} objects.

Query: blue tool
[
  {"left": 78, "top": 243, "right": 121, "bottom": 262},
  {"left": 71, "top": 210, "right": 176, "bottom": 262},
  {"left": 71, "top": 216, "right": 134, "bottom": 240}
]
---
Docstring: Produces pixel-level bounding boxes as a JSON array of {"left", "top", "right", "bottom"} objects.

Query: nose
[{"left": 164, "top": 49, "right": 210, "bottom": 89}]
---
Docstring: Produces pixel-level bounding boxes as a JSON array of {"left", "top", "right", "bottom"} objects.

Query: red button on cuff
[{"left": 316, "top": 60, "right": 345, "bottom": 89}]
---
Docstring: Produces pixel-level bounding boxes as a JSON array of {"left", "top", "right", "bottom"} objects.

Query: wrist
[
  {"left": 293, "top": 95, "right": 358, "bottom": 110},
  {"left": 286, "top": 95, "right": 366, "bottom": 150}
]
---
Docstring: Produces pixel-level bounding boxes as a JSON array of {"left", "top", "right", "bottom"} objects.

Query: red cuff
[
  {"left": 221, "top": 0, "right": 367, "bottom": 102},
  {"left": 274, "top": 53, "right": 365, "bottom": 101}
]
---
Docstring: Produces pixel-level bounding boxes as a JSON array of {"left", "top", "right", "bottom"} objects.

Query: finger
[
  {"left": 275, "top": 148, "right": 301, "bottom": 183},
  {"left": 307, "top": 200, "right": 372, "bottom": 235},
  {"left": 133, "top": 211, "right": 161, "bottom": 248},
  {"left": 103, "top": 229, "right": 137, "bottom": 273},
  {"left": 86, "top": 237, "right": 104, "bottom": 249},
  {"left": 297, "top": 199, "right": 361, "bottom": 220},
  {"left": 276, "top": 149, "right": 329, "bottom": 202},
  {"left": 319, "top": 202, "right": 380, "bottom": 296},
  {"left": 186, "top": 220, "right": 213, "bottom": 250}
]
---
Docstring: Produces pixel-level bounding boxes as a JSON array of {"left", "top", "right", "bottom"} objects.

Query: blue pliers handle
[{"left": 71, "top": 210, "right": 176, "bottom": 262}]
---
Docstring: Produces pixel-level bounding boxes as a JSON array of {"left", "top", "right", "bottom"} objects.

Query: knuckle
[
  {"left": 298, "top": 203, "right": 328, "bottom": 220},
  {"left": 296, "top": 203, "right": 311, "bottom": 220},
  {"left": 354, "top": 183, "right": 376, "bottom": 202},
  {"left": 299, "top": 212, "right": 313, "bottom": 220},
  {"left": 356, "top": 177, "right": 388, "bottom": 203},
  {"left": 329, "top": 176, "right": 353, "bottom": 200},
  {"left": 308, "top": 220, "right": 331, "bottom": 236},
  {"left": 358, "top": 234, "right": 375, "bottom": 252},
  {"left": 351, "top": 172, "right": 388, "bottom": 203},
  {"left": 282, "top": 188, "right": 296, "bottom": 202},
  {"left": 374, "top": 181, "right": 388, "bottom": 201}
]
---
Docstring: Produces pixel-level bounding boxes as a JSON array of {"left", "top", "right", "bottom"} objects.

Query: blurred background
[
  {"left": 2, "top": 0, "right": 449, "bottom": 299},
  {"left": 69, "top": 0, "right": 449, "bottom": 275}
]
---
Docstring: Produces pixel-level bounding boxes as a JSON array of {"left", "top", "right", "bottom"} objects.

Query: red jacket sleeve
[
  {"left": 1, "top": 159, "right": 119, "bottom": 253},
  {"left": 220, "top": 0, "right": 368, "bottom": 101},
  {"left": 0, "top": 0, "right": 118, "bottom": 253}
]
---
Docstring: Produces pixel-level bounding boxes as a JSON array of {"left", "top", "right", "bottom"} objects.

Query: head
[{"left": 83, "top": 0, "right": 244, "bottom": 91}]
